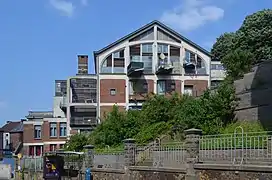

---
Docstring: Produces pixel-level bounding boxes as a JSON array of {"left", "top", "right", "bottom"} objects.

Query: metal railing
[
  {"left": 94, "top": 151, "right": 125, "bottom": 169},
  {"left": 199, "top": 128, "right": 272, "bottom": 165},
  {"left": 21, "top": 157, "right": 43, "bottom": 171},
  {"left": 70, "top": 117, "right": 97, "bottom": 126},
  {"left": 136, "top": 141, "right": 186, "bottom": 168}
]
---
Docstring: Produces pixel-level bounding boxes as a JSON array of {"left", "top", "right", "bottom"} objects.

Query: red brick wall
[
  {"left": 100, "top": 106, "right": 126, "bottom": 120},
  {"left": 129, "top": 79, "right": 154, "bottom": 100},
  {"left": 184, "top": 80, "right": 208, "bottom": 96},
  {"left": 164, "top": 80, "right": 182, "bottom": 97},
  {"left": 100, "top": 79, "right": 126, "bottom": 103},
  {"left": 70, "top": 129, "right": 78, "bottom": 135},
  {"left": 10, "top": 132, "right": 23, "bottom": 151},
  {"left": 23, "top": 121, "right": 67, "bottom": 143}
]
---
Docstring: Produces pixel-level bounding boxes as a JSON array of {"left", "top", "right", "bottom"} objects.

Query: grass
[{"left": 94, "top": 145, "right": 124, "bottom": 154}]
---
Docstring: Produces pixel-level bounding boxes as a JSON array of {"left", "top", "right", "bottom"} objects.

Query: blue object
[
  {"left": 1, "top": 158, "right": 15, "bottom": 172},
  {"left": 85, "top": 168, "right": 91, "bottom": 180}
]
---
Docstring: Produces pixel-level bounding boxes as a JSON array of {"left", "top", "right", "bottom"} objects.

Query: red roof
[{"left": 0, "top": 121, "right": 21, "bottom": 132}]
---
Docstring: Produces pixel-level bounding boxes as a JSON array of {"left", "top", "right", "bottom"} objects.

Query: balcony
[
  {"left": 127, "top": 61, "right": 144, "bottom": 77},
  {"left": 70, "top": 117, "right": 97, "bottom": 127},
  {"left": 129, "top": 92, "right": 149, "bottom": 101},
  {"left": 156, "top": 60, "right": 173, "bottom": 75}
]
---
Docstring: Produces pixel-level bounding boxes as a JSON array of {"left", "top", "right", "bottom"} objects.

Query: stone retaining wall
[{"left": 16, "top": 164, "right": 272, "bottom": 180}]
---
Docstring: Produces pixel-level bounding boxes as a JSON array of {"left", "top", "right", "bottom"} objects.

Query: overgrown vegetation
[
  {"left": 211, "top": 9, "right": 272, "bottom": 79},
  {"left": 66, "top": 80, "right": 237, "bottom": 150},
  {"left": 65, "top": 9, "right": 272, "bottom": 151}
]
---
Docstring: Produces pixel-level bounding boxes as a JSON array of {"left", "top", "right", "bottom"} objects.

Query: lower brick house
[
  {"left": 23, "top": 111, "right": 67, "bottom": 156},
  {"left": 0, "top": 120, "right": 24, "bottom": 156}
]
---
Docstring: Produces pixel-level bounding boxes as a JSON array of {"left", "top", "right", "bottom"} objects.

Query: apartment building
[
  {"left": 60, "top": 55, "right": 99, "bottom": 135},
  {"left": 93, "top": 20, "right": 211, "bottom": 118},
  {"left": 23, "top": 94, "right": 68, "bottom": 156},
  {"left": 210, "top": 60, "right": 226, "bottom": 88}
]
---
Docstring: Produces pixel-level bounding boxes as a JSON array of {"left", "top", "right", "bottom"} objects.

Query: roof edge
[{"left": 93, "top": 20, "right": 211, "bottom": 74}]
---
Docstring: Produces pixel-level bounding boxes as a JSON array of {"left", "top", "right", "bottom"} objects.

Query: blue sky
[{"left": 0, "top": 0, "right": 270, "bottom": 125}]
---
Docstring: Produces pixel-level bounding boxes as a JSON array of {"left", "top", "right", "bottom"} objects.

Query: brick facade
[
  {"left": 100, "top": 106, "right": 126, "bottom": 120},
  {"left": 23, "top": 122, "right": 67, "bottom": 144},
  {"left": 10, "top": 132, "right": 23, "bottom": 151},
  {"left": 184, "top": 80, "right": 208, "bottom": 97},
  {"left": 129, "top": 79, "right": 154, "bottom": 100},
  {"left": 100, "top": 79, "right": 126, "bottom": 103},
  {"left": 23, "top": 120, "right": 67, "bottom": 156}
]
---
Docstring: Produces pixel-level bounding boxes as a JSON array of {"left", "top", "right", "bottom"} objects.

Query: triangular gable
[
  {"left": 94, "top": 20, "right": 210, "bottom": 56},
  {"left": 129, "top": 28, "right": 154, "bottom": 42},
  {"left": 157, "top": 27, "right": 181, "bottom": 43},
  {"left": 93, "top": 20, "right": 210, "bottom": 73}
]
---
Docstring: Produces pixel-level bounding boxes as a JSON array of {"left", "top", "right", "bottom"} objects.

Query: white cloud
[
  {"left": 49, "top": 0, "right": 75, "bottom": 17},
  {"left": 160, "top": 0, "right": 224, "bottom": 31}
]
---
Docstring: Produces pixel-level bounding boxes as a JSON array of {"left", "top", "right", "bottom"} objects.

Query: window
[
  {"left": 50, "top": 123, "right": 57, "bottom": 137},
  {"left": 211, "top": 80, "right": 222, "bottom": 88},
  {"left": 211, "top": 64, "right": 225, "bottom": 70},
  {"left": 101, "top": 49, "right": 125, "bottom": 73},
  {"left": 142, "top": 44, "right": 153, "bottom": 73},
  {"left": 59, "top": 144, "right": 65, "bottom": 149},
  {"left": 129, "top": 80, "right": 148, "bottom": 95},
  {"left": 29, "top": 146, "right": 34, "bottom": 156},
  {"left": 185, "top": 50, "right": 190, "bottom": 63},
  {"left": 129, "top": 106, "right": 142, "bottom": 110},
  {"left": 142, "top": 44, "right": 153, "bottom": 53},
  {"left": 185, "top": 50, "right": 196, "bottom": 64},
  {"left": 158, "top": 44, "right": 168, "bottom": 53},
  {"left": 34, "top": 125, "right": 41, "bottom": 139},
  {"left": 184, "top": 85, "right": 193, "bottom": 96},
  {"left": 110, "top": 89, "right": 116, "bottom": 96},
  {"left": 113, "top": 49, "right": 125, "bottom": 73},
  {"left": 157, "top": 80, "right": 166, "bottom": 95},
  {"left": 29, "top": 146, "right": 42, "bottom": 156},
  {"left": 170, "top": 82, "right": 176, "bottom": 91},
  {"left": 36, "top": 146, "right": 42, "bottom": 156},
  {"left": 79, "top": 129, "right": 92, "bottom": 134},
  {"left": 59, "top": 122, "right": 67, "bottom": 137},
  {"left": 143, "top": 83, "right": 148, "bottom": 92},
  {"left": 49, "top": 144, "right": 57, "bottom": 152}
]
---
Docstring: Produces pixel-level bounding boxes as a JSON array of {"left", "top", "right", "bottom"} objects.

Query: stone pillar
[
  {"left": 83, "top": 145, "right": 95, "bottom": 169},
  {"left": 184, "top": 128, "right": 202, "bottom": 180},
  {"left": 124, "top": 139, "right": 136, "bottom": 167}
]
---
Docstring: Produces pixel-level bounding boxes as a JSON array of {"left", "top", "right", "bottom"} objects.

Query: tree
[
  {"left": 236, "top": 9, "right": 272, "bottom": 62},
  {"left": 89, "top": 105, "right": 127, "bottom": 147},
  {"left": 211, "top": 32, "right": 236, "bottom": 61},
  {"left": 65, "top": 133, "right": 88, "bottom": 152},
  {"left": 211, "top": 9, "right": 272, "bottom": 79},
  {"left": 222, "top": 49, "right": 254, "bottom": 79}
]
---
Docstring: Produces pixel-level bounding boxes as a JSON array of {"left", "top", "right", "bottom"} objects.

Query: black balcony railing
[
  {"left": 127, "top": 62, "right": 144, "bottom": 76},
  {"left": 70, "top": 117, "right": 97, "bottom": 126},
  {"left": 156, "top": 60, "right": 173, "bottom": 74}
]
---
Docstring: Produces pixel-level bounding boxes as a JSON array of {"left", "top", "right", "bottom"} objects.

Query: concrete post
[
  {"left": 84, "top": 145, "right": 95, "bottom": 169},
  {"left": 124, "top": 139, "right": 136, "bottom": 167},
  {"left": 184, "top": 128, "right": 202, "bottom": 180}
]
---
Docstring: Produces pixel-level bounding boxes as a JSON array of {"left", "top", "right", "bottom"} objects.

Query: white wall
[
  {"left": 3, "top": 132, "right": 10, "bottom": 149},
  {"left": 53, "top": 96, "right": 66, "bottom": 118},
  {"left": 211, "top": 61, "right": 226, "bottom": 81}
]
